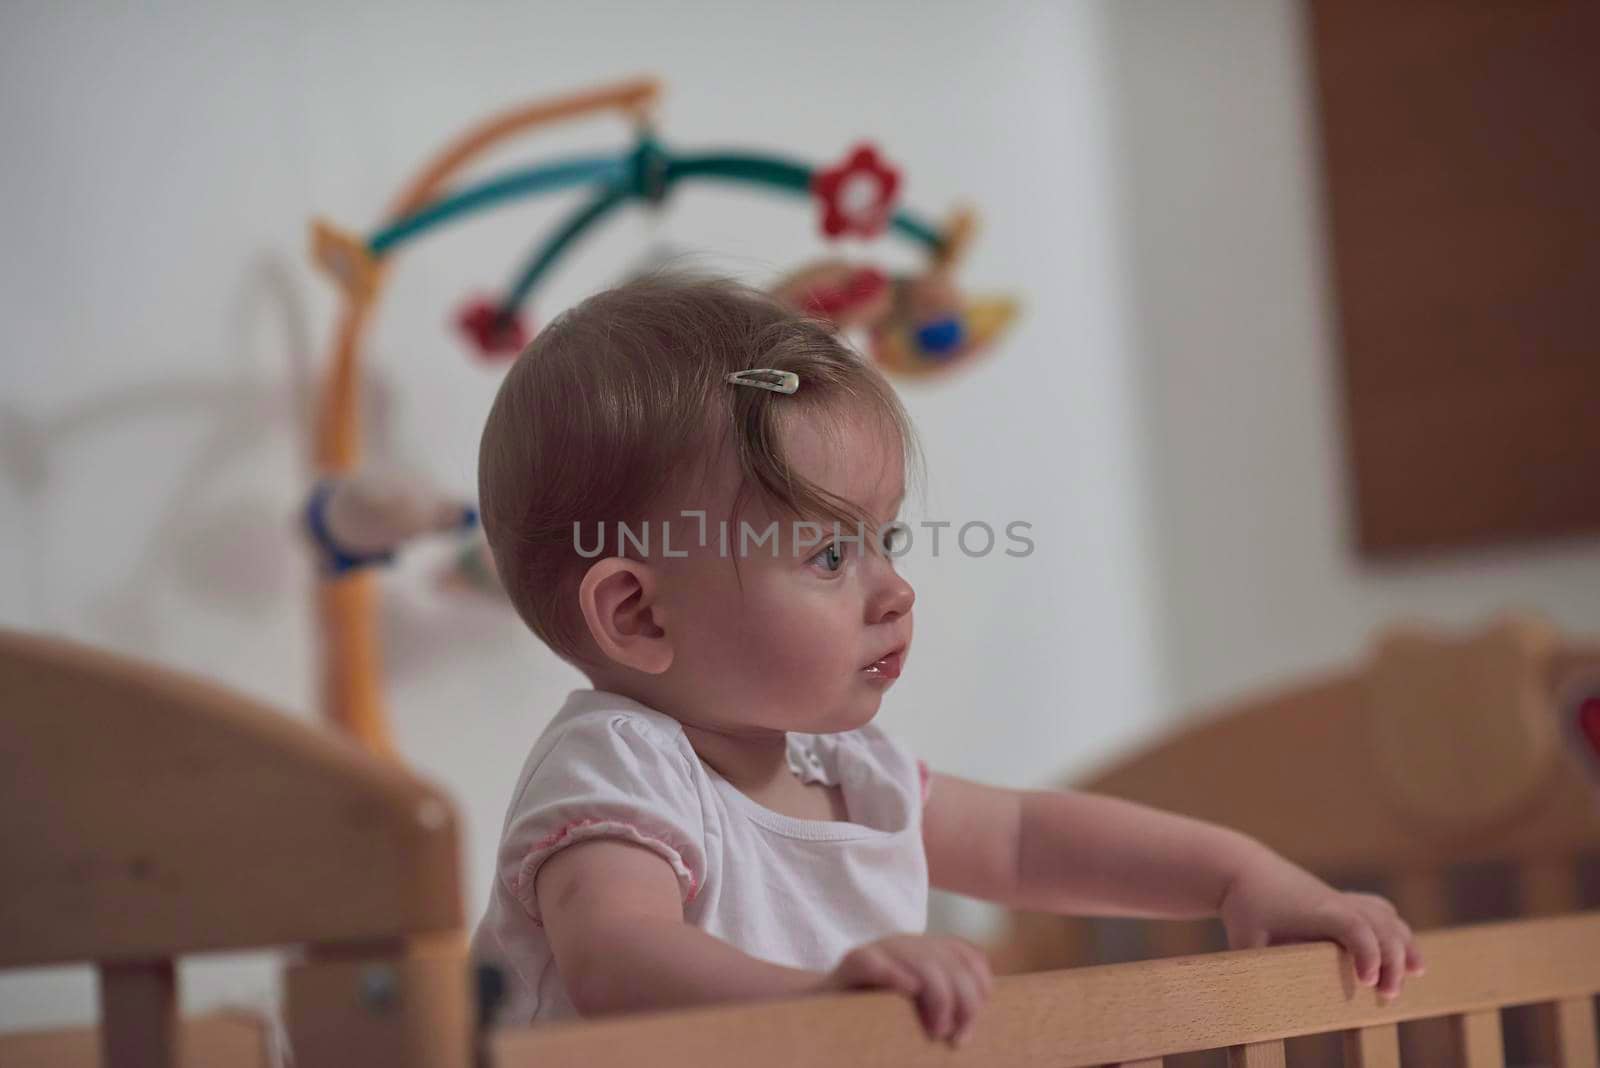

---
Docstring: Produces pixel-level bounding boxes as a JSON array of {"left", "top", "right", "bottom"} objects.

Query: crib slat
[
  {"left": 99, "top": 959, "right": 177, "bottom": 1068},
  {"left": 1147, "top": 920, "right": 1216, "bottom": 960},
  {"left": 1554, "top": 996, "right": 1600, "bottom": 1068},
  {"left": 1455, "top": 1010, "right": 1505, "bottom": 1068},
  {"left": 1226, "top": 1040, "right": 1286, "bottom": 1068},
  {"left": 1113, "top": 1060, "right": 1162, "bottom": 1068},
  {"left": 285, "top": 936, "right": 472, "bottom": 1068},
  {"left": 1342, "top": 1022, "right": 1400, "bottom": 1068},
  {"left": 1520, "top": 862, "right": 1580, "bottom": 1067},
  {"left": 1393, "top": 872, "right": 1455, "bottom": 1066}
]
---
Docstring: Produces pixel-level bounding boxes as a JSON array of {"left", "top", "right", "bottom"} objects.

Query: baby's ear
[{"left": 577, "top": 558, "right": 672, "bottom": 675}]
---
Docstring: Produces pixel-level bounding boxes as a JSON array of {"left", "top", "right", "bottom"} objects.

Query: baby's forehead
[
  {"left": 651, "top": 405, "right": 905, "bottom": 537},
  {"left": 777, "top": 409, "right": 906, "bottom": 506}
]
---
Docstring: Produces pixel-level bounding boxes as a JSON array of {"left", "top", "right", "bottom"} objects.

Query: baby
[{"left": 470, "top": 274, "right": 1423, "bottom": 1045}]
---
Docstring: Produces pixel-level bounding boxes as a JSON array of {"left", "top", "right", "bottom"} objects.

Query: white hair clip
[{"left": 726, "top": 368, "right": 799, "bottom": 395}]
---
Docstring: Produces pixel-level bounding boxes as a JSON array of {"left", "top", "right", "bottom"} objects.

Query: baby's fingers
[
  {"left": 915, "top": 965, "right": 957, "bottom": 1041},
  {"left": 1332, "top": 912, "right": 1383, "bottom": 987},
  {"left": 1405, "top": 940, "right": 1426, "bottom": 977},
  {"left": 948, "top": 964, "right": 987, "bottom": 1047},
  {"left": 851, "top": 950, "right": 922, "bottom": 998},
  {"left": 1376, "top": 923, "right": 1408, "bottom": 1000},
  {"left": 963, "top": 944, "right": 996, "bottom": 998}
]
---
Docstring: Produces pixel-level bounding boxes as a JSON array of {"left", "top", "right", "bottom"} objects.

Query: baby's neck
[
  {"left": 676, "top": 720, "right": 793, "bottom": 795},
  {"left": 584, "top": 676, "right": 795, "bottom": 794}
]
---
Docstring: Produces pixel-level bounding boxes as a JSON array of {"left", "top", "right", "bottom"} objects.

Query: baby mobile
[{"left": 302, "top": 77, "right": 1018, "bottom": 756}]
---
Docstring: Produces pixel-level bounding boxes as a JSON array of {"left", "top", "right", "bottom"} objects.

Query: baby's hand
[
  {"left": 1220, "top": 854, "right": 1425, "bottom": 1000},
  {"left": 817, "top": 934, "right": 994, "bottom": 1047}
]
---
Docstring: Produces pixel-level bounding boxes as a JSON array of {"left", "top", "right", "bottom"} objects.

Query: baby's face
[{"left": 653, "top": 408, "right": 914, "bottom": 736}]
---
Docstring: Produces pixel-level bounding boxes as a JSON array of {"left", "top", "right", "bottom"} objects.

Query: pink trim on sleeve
[
  {"left": 917, "top": 759, "right": 932, "bottom": 805},
  {"left": 511, "top": 817, "right": 702, "bottom": 927}
]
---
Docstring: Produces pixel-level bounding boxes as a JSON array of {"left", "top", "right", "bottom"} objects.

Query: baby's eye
[
  {"left": 809, "top": 542, "right": 844, "bottom": 573},
  {"left": 881, "top": 525, "right": 907, "bottom": 555}
]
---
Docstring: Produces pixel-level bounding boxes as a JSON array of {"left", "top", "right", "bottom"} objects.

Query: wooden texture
[
  {"left": 1052, "top": 618, "right": 1600, "bottom": 876},
  {"left": 1455, "top": 1010, "right": 1506, "bottom": 1068},
  {"left": 1147, "top": 920, "right": 1218, "bottom": 961},
  {"left": 1341, "top": 1023, "right": 1399, "bottom": 1068},
  {"left": 1522, "top": 859, "right": 1581, "bottom": 915},
  {"left": 1391, "top": 871, "right": 1457, "bottom": 1066},
  {"left": 0, "top": 1012, "right": 270, "bottom": 1068},
  {"left": 1366, "top": 620, "right": 1560, "bottom": 835},
  {"left": 1520, "top": 859, "right": 1580, "bottom": 1066},
  {"left": 1225, "top": 1041, "right": 1284, "bottom": 1068},
  {"left": 1309, "top": 0, "right": 1600, "bottom": 556},
  {"left": 494, "top": 912, "right": 1600, "bottom": 1068},
  {"left": 0, "top": 626, "right": 463, "bottom": 967},
  {"left": 1554, "top": 996, "right": 1600, "bottom": 1068},
  {"left": 1388, "top": 872, "right": 1449, "bottom": 932},
  {"left": 99, "top": 960, "right": 176, "bottom": 1068},
  {"left": 285, "top": 935, "right": 472, "bottom": 1068}
]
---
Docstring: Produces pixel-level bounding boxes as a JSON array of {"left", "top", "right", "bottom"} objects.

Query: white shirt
[{"left": 472, "top": 689, "right": 932, "bottom": 1024}]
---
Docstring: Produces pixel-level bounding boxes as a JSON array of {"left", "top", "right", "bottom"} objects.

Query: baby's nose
[{"left": 873, "top": 571, "right": 915, "bottom": 622}]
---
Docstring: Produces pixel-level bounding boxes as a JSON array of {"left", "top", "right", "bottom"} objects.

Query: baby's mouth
[{"left": 863, "top": 648, "right": 905, "bottom": 680}]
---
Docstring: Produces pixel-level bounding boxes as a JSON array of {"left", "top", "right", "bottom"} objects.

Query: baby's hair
[{"left": 478, "top": 270, "right": 921, "bottom": 664}]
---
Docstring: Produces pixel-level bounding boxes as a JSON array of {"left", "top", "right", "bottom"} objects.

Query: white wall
[
  {"left": 0, "top": 0, "right": 1166, "bottom": 1030},
  {"left": 1101, "top": 0, "right": 1600, "bottom": 714}
]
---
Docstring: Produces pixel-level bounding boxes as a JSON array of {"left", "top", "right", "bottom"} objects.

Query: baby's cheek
[
  {"left": 727, "top": 579, "right": 854, "bottom": 693},
  {"left": 774, "top": 627, "right": 850, "bottom": 686}
]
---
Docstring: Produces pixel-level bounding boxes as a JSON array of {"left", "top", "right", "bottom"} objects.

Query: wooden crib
[
  {"left": 4, "top": 623, "right": 1600, "bottom": 1067},
  {"left": 991, "top": 613, "right": 1600, "bottom": 1066}
]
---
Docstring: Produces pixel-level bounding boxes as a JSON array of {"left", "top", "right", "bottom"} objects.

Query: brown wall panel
[{"left": 1308, "top": 0, "right": 1600, "bottom": 556}]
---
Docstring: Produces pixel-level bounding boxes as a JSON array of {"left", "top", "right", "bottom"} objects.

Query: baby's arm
[
  {"left": 536, "top": 839, "right": 820, "bottom": 1014},
  {"left": 923, "top": 773, "right": 1423, "bottom": 998},
  {"left": 537, "top": 838, "right": 992, "bottom": 1043}
]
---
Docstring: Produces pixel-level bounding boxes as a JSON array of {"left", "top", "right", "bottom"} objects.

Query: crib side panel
[
  {"left": 491, "top": 913, "right": 1600, "bottom": 1068},
  {"left": 0, "top": 626, "right": 463, "bottom": 967}
]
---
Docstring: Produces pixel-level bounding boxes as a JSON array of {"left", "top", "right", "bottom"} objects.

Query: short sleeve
[
  {"left": 916, "top": 759, "right": 933, "bottom": 806},
  {"left": 500, "top": 714, "right": 707, "bottom": 926}
]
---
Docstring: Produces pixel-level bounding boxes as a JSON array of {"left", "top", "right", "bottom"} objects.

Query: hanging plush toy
[{"left": 767, "top": 206, "right": 1018, "bottom": 378}]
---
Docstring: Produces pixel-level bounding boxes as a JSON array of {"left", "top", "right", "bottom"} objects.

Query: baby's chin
[
  {"left": 807, "top": 693, "right": 884, "bottom": 735},
  {"left": 698, "top": 680, "right": 887, "bottom": 734}
]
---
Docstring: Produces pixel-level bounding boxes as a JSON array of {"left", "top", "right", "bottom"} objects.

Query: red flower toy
[
  {"left": 803, "top": 266, "right": 890, "bottom": 320},
  {"left": 456, "top": 296, "right": 530, "bottom": 360},
  {"left": 811, "top": 144, "right": 901, "bottom": 239}
]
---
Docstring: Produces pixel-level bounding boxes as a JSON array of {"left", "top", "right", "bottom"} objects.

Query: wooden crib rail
[
  {"left": 0, "top": 627, "right": 463, "bottom": 967},
  {"left": 0, "top": 627, "right": 472, "bottom": 1068},
  {"left": 492, "top": 911, "right": 1600, "bottom": 1068}
]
